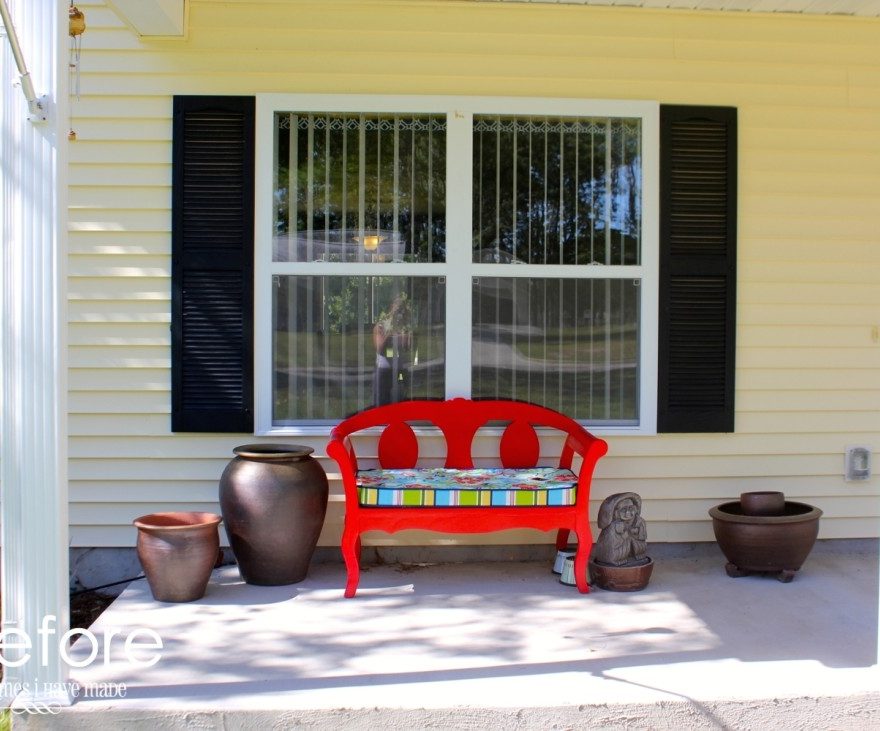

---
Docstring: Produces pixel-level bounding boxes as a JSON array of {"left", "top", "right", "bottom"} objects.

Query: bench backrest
[{"left": 330, "top": 398, "right": 603, "bottom": 470}]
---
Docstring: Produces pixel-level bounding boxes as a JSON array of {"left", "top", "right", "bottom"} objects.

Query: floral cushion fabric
[{"left": 356, "top": 467, "right": 577, "bottom": 507}]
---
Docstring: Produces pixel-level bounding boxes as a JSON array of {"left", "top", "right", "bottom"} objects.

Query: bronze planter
[
  {"left": 739, "top": 490, "right": 785, "bottom": 516},
  {"left": 709, "top": 500, "right": 822, "bottom": 582},
  {"left": 134, "top": 512, "right": 222, "bottom": 602},
  {"left": 220, "top": 444, "right": 329, "bottom": 586}
]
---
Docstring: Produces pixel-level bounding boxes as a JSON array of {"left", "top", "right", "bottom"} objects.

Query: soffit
[
  {"left": 481, "top": 0, "right": 880, "bottom": 17},
  {"left": 106, "top": 0, "right": 880, "bottom": 39},
  {"left": 104, "top": 0, "right": 186, "bottom": 37}
]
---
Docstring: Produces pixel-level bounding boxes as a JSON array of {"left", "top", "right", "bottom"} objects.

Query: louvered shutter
[
  {"left": 658, "top": 105, "right": 737, "bottom": 433},
  {"left": 172, "top": 96, "right": 255, "bottom": 432}
]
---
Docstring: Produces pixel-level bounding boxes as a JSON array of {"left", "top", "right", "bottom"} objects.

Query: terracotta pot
[
  {"left": 740, "top": 491, "right": 785, "bottom": 516},
  {"left": 134, "top": 512, "right": 221, "bottom": 602},
  {"left": 220, "top": 444, "right": 329, "bottom": 586},
  {"left": 589, "top": 557, "right": 654, "bottom": 592},
  {"left": 709, "top": 500, "right": 822, "bottom": 582}
]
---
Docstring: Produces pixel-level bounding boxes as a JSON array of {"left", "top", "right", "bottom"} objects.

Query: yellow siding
[{"left": 68, "top": 0, "right": 880, "bottom": 547}]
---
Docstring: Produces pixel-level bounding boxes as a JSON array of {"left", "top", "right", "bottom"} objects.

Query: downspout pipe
[{"left": 0, "top": 0, "right": 46, "bottom": 120}]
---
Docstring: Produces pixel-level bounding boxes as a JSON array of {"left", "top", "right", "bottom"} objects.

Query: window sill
[{"left": 256, "top": 423, "right": 654, "bottom": 438}]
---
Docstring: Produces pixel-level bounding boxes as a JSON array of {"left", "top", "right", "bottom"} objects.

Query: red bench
[{"left": 326, "top": 398, "right": 609, "bottom": 597}]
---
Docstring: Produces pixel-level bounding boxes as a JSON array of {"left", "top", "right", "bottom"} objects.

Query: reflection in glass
[
  {"left": 273, "top": 113, "right": 447, "bottom": 263},
  {"left": 472, "top": 277, "right": 639, "bottom": 424},
  {"left": 273, "top": 276, "right": 445, "bottom": 423},
  {"left": 473, "top": 116, "right": 641, "bottom": 266}
]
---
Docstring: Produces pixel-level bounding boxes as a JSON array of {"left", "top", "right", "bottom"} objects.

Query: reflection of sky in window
[{"left": 611, "top": 157, "right": 641, "bottom": 237}]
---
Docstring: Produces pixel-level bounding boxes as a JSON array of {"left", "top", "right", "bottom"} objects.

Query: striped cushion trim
[{"left": 356, "top": 467, "right": 577, "bottom": 507}]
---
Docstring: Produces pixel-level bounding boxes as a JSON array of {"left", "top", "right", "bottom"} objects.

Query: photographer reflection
[{"left": 372, "top": 292, "right": 413, "bottom": 406}]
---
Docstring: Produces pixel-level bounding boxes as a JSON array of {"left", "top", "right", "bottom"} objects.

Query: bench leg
[
  {"left": 573, "top": 521, "right": 592, "bottom": 594},
  {"left": 341, "top": 524, "right": 361, "bottom": 598},
  {"left": 573, "top": 543, "right": 590, "bottom": 594},
  {"left": 555, "top": 528, "right": 570, "bottom": 550}
]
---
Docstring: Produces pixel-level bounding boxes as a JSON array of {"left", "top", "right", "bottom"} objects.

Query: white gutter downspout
[
  {"left": 0, "top": 0, "right": 47, "bottom": 121},
  {"left": 0, "top": 0, "right": 72, "bottom": 709}
]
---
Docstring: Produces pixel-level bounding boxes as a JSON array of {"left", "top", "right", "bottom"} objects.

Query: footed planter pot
[
  {"left": 709, "top": 492, "right": 822, "bottom": 582},
  {"left": 220, "top": 444, "right": 329, "bottom": 586}
]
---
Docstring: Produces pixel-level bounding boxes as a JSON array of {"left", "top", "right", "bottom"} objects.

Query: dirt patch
[{"left": 70, "top": 591, "right": 116, "bottom": 632}]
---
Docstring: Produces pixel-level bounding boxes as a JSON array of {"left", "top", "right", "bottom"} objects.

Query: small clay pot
[
  {"left": 134, "top": 512, "right": 222, "bottom": 602},
  {"left": 740, "top": 491, "right": 785, "bottom": 516}
]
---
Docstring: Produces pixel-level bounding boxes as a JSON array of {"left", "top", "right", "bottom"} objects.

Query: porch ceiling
[{"left": 107, "top": 0, "right": 880, "bottom": 38}]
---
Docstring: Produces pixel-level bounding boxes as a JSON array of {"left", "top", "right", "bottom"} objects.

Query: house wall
[{"left": 68, "top": 0, "right": 880, "bottom": 547}]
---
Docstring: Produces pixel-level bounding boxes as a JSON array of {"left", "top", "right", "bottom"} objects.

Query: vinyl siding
[{"left": 68, "top": 0, "right": 880, "bottom": 547}]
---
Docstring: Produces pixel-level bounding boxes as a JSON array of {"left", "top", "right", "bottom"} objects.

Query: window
[
  {"left": 254, "top": 96, "right": 658, "bottom": 433},
  {"left": 172, "top": 98, "right": 735, "bottom": 436}
]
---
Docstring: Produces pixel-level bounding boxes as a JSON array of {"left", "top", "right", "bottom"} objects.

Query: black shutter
[
  {"left": 172, "top": 96, "right": 255, "bottom": 432},
  {"left": 658, "top": 105, "right": 737, "bottom": 433}
]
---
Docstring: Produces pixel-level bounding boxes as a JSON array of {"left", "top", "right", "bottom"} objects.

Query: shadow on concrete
[{"left": 64, "top": 540, "right": 878, "bottom": 720}]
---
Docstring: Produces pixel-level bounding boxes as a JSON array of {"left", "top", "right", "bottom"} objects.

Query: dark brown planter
[
  {"left": 589, "top": 557, "right": 654, "bottom": 591},
  {"left": 220, "top": 444, "right": 329, "bottom": 586},
  {"left": 134, "top": 512, "right": 221, "bottom": 602},
  {"left": 709, "top": 500, "right": 822, "bottom": 582}
]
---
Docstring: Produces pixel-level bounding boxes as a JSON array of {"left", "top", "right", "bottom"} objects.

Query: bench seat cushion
[{"left": 356, "top": 467, "right": 577, "bottom": 507}]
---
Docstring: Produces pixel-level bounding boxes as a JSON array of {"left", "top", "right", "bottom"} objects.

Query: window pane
[
  {"left": 273, "top": 113, "right": 446, "bottom": 263},
  {"left": 472, "top": 116, "right": 641, "bottom": 266},
  {"left": 273, "top": 276, "right": 445, "bottom": 423},
  {"left": 471, "top": 277, "right": 639, "bottom": 424}
]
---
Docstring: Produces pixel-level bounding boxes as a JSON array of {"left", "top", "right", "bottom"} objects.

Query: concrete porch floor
[{"left": 28, "top": 540, "right": 880, "bottom": 729}]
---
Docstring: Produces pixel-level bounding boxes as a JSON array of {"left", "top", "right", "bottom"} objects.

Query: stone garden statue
[{"left": 592, "top": 492, "right": 648, "bottom": 566}]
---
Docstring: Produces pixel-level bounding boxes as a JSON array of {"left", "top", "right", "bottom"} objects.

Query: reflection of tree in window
[
  {"left": 273, "top": 113, "right": 446, "bottom": 264},
  {"left": 472, "top": 116, "right": 641, "bottom": 266}
]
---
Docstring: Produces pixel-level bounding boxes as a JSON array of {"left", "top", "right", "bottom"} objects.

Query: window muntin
[
  {"left": 273, "top": 113, "right": 446, "bottom": 264},
  {"left": 257, "top": 96, "right": 658, "bottom": 434}
]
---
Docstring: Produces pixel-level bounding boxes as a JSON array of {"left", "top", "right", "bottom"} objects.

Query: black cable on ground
[{"left": 69, "top": 575, "right": 145, "bottom": 596}]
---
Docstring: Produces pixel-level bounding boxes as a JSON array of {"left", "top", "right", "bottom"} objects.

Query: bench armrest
[
  {"left": 561, "top": 433, "right": 609, "bottom": 509},
  {"left": 327, "top": 435, "right": 361, "bottom": 506}
]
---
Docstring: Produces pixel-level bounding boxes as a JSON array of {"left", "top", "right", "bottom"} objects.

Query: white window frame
[{"left": 254, "top": 94, "right": 659, "bottom": 436}]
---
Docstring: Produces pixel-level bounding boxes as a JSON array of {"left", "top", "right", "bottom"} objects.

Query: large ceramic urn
[{"left": 220, "top": 444, "right": 329, "bottom": 586}]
